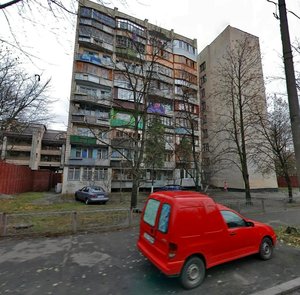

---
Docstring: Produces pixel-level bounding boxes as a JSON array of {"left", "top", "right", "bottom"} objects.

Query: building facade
[
  {"left": 1, "top": 123, "right": 66, "bottom": 172},
  {"left": 62, "top": 0, "right": 200, "bottom": 194},
  {"left": 198, "top": 26, "right": 278, "bottom": 190}
]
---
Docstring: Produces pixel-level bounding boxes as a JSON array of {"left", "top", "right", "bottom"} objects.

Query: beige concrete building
[
  {"left": 1, "top": 123, "right": 66, "bottom": 172},
  {"left": 198, "top": 26, "right": 278, "bottom": 190}
]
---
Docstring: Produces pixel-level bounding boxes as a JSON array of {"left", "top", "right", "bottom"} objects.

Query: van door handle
[{"left": 230, "top": 232, "right": 236, "bottom": 236}]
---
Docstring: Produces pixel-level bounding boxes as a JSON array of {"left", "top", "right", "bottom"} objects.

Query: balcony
[
  {"left": 6, "top": 145, "right": 31, "bottom": 152},
  {"left": 68, "top": 157, "right": 110, "bottom": 166},
  {"left": 116, "top": 47, "right": 145, "bottom": 61},
  {"left": 75, "top": 73, "right": 113, "bottom": 88},
  {"left": 70, "top": 135, "right": 97, "bottom": 145},
  {"left": 78, "top": 36, "right": 114, "bottom": 52},
  {"left": 39, "top": 161, "right": 61, "bottom": 167},
  {"left": 73, "top": 93, "right": 112, "bottom": 107},
  {"left": 6, "top": 159, "right": 30, "bottom": 166},
  {"left": 96, "top": 138, "right": 110, "bottom": 145},
  {"left": 149, "top": 88, "right": 172, "bottom": 99},
  {"left": 174, "top": 79, "right": 198, "bottom": 90},
  {"left": 164, "top": 161, "right": 176, "bottom": 169},
  {"left": 165, "top": 142, "right": 175, "bottom": 150},
  {"left": 41, "top": 150, "right": 61, "bottom": 156},
  {"left": 76, "top": 54, "right": 114, "bottom": 69}
]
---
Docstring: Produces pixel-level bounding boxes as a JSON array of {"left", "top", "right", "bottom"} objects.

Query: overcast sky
[{"left": 1, "top": 0, "right": 300, "bottom": 130}]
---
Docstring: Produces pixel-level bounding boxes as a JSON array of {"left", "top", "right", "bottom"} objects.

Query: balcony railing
[
  {"left": 39, "top": 161, "right": 61, "bottom": 167},
  {"left": 70, "top": 135, "right": 97, "bottom": 145},
  {"left": 78, "top": 36, "right": 114, "bottom": 52},
  {"left": 149, "top": 88, "right": 172, "bottom": 99},
  {"left": 76, "top": 54, "right": 114, "bottom": 68},
  {"left": 74, "top": 73, "right": 113, "bottom": 87},
  {"left": 40, "top": 150, "right": 61, "bottom": 156},
  {"left": 73, "top": 93, "right": 112, "bottom": 107}
]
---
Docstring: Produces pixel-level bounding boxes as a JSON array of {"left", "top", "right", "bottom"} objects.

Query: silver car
[{"left": 75, "top": 186, "right": 109, "bottom": 205}]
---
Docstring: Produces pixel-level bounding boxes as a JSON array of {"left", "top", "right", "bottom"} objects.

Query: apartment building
[
  {"left": 198, "top": 26, "right": 278, "bottom": 190},
  {"left": 1, "top": 123, "right": 66, "bottom": 171},
  {"left": 62, "top": 0, "right": 200, "bottom": 193}
]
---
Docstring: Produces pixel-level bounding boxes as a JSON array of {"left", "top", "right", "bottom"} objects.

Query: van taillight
[{"left": 168, "top": 243, "right": 178, "bottom": 258}]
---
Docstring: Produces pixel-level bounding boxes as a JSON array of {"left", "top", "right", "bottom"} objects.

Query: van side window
[
  {"left": 158, "top": 204, "right": 171, "bottom": 233},
  {"left": 143, "top": 199, "right": 160, "bottom": 227},
  {"left": 221, "top": 210, "right": 246, "bottom": 228}
]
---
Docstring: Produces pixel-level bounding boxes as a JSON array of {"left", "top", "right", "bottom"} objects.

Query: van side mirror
[{"left": 246, "top": 221, "right": 254, "bottom": 227}]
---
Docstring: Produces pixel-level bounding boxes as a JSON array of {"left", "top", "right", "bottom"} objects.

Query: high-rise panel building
[
  {"left": 62, "top": 0, "right": 200, "bottom": 194},
  {"left": 198, "top": 26, "right": 277, "bottom": 190}
]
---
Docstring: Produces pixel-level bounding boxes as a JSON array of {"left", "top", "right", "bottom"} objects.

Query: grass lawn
[
  {"left": 0, "top": 191, "right": 148, "bottom": 214},
  {"left": 0, "top": 191, "right": 148, "bottom": 236}
]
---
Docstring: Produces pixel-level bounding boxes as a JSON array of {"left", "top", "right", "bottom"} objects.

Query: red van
[{"left": 137, "top": 191, "right": 276, "bottom": 289}]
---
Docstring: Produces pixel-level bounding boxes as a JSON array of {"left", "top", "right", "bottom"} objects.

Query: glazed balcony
[{"left": 74, "top": 73, "right": 113, "bottom": 88}]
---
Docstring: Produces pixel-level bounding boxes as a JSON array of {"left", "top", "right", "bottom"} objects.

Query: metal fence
[
  {"left": 0, "top": 208, "right": 141, "bottom": 237},
  {"left": 215, "top": 197, "right": 289, "bottom": 214}
]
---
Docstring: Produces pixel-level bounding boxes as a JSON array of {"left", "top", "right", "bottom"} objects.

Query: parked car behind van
[
  {"left": 137, "top": 191, "right": 276, "bottom": 290},
  {"left": 75, "top": 186, "right": 109, "bottom": 205}
]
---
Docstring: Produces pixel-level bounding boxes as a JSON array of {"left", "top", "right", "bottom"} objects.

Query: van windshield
[{"left": 143, "top": 199, "right": 160, "bottom": 226}]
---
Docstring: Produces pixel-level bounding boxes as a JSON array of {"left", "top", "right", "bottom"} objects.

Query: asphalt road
[{"left": 0, "top": 210, "right": 300, "bottom": 295}]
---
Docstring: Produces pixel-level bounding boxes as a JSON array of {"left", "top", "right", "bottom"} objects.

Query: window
[
  {"left": 99, "top": 130, "right": 109, "bottom": 139},
  {"left": 92, "top": 10, "right": 116, "bottom": 27},
  {"left": 165, "top": 153, "right": 172, "bottom": 162},
  {"left": 82, "top": 167, "right": 93, "bottom": 180},
  {"left": 117, "top": 88, "right": 135, "bottom": 101},
  {"left": 200, "top": 88, "right": 205, "bottom": 99},
  {"left": 158, "top": 204, "right": 171, "bottom": 233},
  {"left": 200, "top": 74, "right": 207, "bottom": 85},
  {"left": 116, "top": 18, "right": 145, "bottom": 36},
  {"left": 203, "top": 143, "right": 209, "bottom": 152},
  {"left": 68, "top": 167, "right": 80, "bottom": 180},
  {"left": 221, "top": 211, "right": 246, "bottom": 228},
  {"left": 94, "top": 168, "right": 108, "bottom": 180},
  {"left": 200, "top": 62, "right": 206, "bottom": 72},
  {"left": 97, "top": 148, "right": 108, "bottom": 159},
  {"left": 143, "top": 199, "right": 160, "bottom": 227},
  {"left": 77, "top": 128, "right": 94, "bottom": 137},
  {"left": 165, "top": 134, "right": 173, "bottom": 144}
]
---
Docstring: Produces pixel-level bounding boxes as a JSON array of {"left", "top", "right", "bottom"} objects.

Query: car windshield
[{"left": 91, "top": 187, "right": 104, "bottom": 192}]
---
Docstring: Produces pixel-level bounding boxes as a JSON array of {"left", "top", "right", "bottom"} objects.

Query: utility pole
[{"left": 278, "top": 0, "right": 300, "bottom": 192}]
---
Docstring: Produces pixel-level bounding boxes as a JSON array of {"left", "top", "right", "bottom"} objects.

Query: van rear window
[
  {"left": 143, "top": 199, "right": 160, "bottom": 226},
  {"left": 158, "top": 204, "right": 171, "bottom": 233}
]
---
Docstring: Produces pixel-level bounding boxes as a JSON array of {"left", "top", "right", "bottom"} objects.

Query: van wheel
[
  {"left": 259, "top": 237, "right": 273, "bottom": 260},
  {"left": 180, "top": 257, "right": 205, "bottom": 290}
]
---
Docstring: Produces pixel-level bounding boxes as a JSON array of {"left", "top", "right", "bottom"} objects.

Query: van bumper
[{"left": 137, "top": 240, "right": 183, "bottom": 276}]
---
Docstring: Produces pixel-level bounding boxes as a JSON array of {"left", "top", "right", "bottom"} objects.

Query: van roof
[{"left": 151, "top": 190, "right": 212, "bottom": 199}]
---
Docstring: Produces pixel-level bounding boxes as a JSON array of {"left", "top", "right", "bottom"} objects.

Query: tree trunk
[
  {"left": 284, "top": 174, "right": 293, "bottom": 203},
  {"left": 243, "top": 173, "right": 252, "bottom": 205},
  {"left": 131, "top": 178, "right": 139, "bottom": 209}
]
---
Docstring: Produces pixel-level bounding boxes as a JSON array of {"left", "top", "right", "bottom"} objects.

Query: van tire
[
  {"left": 180, "top": 257, "right": 205, "bottom": 289},
  {"left": 259, "top": 237, "right": 273, "bottom": 260}
]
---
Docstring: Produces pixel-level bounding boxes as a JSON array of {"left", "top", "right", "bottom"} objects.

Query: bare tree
[
  {"left": 0, "top": 47, "right": 51, "bottom": 138},
  {"left": 211, "top": 36, "right": 266, "bottom": 204},
  {"left": 175, "top": 86, "right": 201, "bottom": 190},
  {"left": 144, "top": 115, "right": 165, "bottom": 192},
  {"left": 80, "top": 28, "right": 172, "bottom": 208},
  {"left": 254, "top": 95, "right": 296, "bottom": 202}
]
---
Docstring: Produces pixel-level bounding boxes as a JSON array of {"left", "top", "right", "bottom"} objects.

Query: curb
[{"left": 249, "top": 277, "right": 300, "bottom": 295}]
